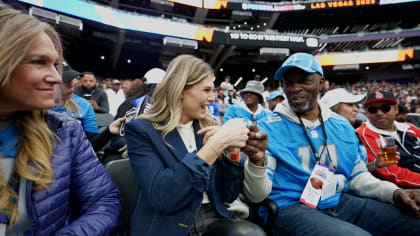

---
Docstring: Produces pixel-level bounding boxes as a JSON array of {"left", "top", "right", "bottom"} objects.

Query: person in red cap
[{"left": 357, "top": 90, "right": 420, "bottom": 188}]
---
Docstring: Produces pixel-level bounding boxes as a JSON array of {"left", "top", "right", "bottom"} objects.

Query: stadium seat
[
  {"left": 247, "top": 198, "right": 278, "bottom": 234},
  {"left": 95, "top": 113, "right": 114, "bottom": 128},
  {"left": 105, "top": 158, "right": 140, "bottom": 235}
]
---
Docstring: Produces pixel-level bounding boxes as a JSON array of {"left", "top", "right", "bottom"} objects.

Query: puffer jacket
[{"left": 27, "top": 111, "right": 120, "bottom": 235}]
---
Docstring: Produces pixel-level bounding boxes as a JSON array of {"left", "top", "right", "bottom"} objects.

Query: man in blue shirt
[
  {"left": 259, "top": 52, "right": 420, "bottom": 235},
  {"left": 223, "top": 80, "right": 271, "bottom": 125}
]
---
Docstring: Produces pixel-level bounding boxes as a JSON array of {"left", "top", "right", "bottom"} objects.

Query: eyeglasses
[{"left": 367, "top": 105, "right": 392, "bottom": 114}]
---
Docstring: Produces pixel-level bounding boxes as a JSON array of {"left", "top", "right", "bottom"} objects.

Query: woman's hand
[
  {"left": 197, "top": 125, "right": 220, "bottom": 145},
  {"left": 205, "top": 118, "right": 249, "bottom": 149},
  {"left": 197, "top": 119, "right": 249, "bottom": 165},
  {"left": 108, "top": 117, "right": 126, "bottom": 135}
]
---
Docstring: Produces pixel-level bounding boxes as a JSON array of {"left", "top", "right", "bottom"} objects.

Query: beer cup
[{"left": 376, "top": 137, "right": 398, "bottom": 164}]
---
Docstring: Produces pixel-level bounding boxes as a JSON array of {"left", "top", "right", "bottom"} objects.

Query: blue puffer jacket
[{"left": 27, "top": 111, "right": 120, "bottom": 235}]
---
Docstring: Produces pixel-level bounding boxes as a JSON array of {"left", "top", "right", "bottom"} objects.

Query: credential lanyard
[{"left": 297, "top": 106, "right": 334, "bottom": 169}]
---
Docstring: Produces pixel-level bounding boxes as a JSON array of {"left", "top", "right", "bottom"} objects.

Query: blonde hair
[
  {"left": 141, "top": 54, "right": 215, "bottom": 142},
  {"left": 64, "top": 98, "right": 81, "bottom": 118},
  {"left": 330, "top": 103, "right": 342, "bottom": 114},
  {"left": 0, "top": 4, "right": 62, "bottom": 224}
]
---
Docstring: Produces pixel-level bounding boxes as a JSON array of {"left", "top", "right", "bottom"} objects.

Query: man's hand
[
  {"left": 88, "top": 100, "right": 99, "bottom": 110},
  {"left": 242, "top": 124, "right": 267, "bottom": 167},
  {"left": 374, "top": 151, "right": 400, "bottom": 169},
  {"left": 393, "top": 189, "right": 420, "bottom": 217}
]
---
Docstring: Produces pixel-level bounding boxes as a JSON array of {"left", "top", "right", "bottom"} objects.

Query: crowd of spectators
[{"left": 2, "top": 3, "right": 420, "bottom": 236}]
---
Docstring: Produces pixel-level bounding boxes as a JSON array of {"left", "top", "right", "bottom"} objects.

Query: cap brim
[
  {"left": 63, "top": 70, "right": 83, "bottom": 82},
  {"left": 342, "top": 94, "right": 366, "bottom": 104},
  {"left": 364, "top": 98, "right": 397, "bottom": 107},
  {"left": 274, "top": 64, "right": 317, "bottom": 80},
  {"left": 240, "top": 89, "right": 263, "bottom": 101}
]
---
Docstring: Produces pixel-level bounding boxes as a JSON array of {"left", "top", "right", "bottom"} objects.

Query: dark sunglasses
[{"left": 367, "top": 105, "right": 392, "bottom": 114}]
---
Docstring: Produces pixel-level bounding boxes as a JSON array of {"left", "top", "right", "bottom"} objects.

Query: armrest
[{"left": 261, "top": 198, "right": 278, "bottom": 233}]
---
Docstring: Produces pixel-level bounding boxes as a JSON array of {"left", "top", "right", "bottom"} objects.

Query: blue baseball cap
[
  {"left": 267, "top": 91, "right": 285, "bottom": 101},
  {"left": 274, "top": 52, "right": 324, "bottom": 80}
]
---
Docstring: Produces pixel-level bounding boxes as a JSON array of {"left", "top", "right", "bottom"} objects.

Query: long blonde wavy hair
[
  {"left": 0, "top": 4, "right": 63, "bottom": 225},
  {"left": 64, "top": 98, "right": 81, "bottom": 118},
  {"left": 141, "top": 54, "right": 215, "bottom": 142}
]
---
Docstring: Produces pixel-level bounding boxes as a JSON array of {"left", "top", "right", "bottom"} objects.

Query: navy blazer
[{"left": 125, "top": 118, "right": 245, "bottom": 236}]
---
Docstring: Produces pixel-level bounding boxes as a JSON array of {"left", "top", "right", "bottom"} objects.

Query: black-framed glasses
[{"left": 367, "top": 105, "right": 392, "bottom": 114}]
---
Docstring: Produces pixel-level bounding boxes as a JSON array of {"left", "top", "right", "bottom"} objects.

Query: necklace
[{"left": 178, "top": 122, "right": 196, "bottom": 152}]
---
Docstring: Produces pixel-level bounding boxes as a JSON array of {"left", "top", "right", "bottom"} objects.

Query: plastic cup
[{"left": 376, "top": 137, "right": 398, "bottom": 164}]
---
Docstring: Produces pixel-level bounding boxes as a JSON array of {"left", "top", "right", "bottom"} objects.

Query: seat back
[
  {"left": 105, "top": 158, "right": 140, "bottom": 233},
  {"left": 95, "top": 113, "right": 114, "bottom": 128}
]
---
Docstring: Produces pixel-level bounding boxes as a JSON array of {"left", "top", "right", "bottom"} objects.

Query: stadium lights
[
  {"left": 315, "top": 48, "right": 414, "bottom": 66},
  {"left": 29, "top": 6, "right": 83, "bottom": 30},
  {"left": 259, "top": 48, "right": 290, "bottom": 57},
  {"left": 234, "top": 77, "right": 243, "bottom": 87},
  {"left": 163, "top": 36, "right": 198, "bottom": 50}
]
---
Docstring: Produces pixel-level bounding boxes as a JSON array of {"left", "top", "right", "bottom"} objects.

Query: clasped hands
[{"left": 197, "top": 118, "right": 267, "bottom": 166}]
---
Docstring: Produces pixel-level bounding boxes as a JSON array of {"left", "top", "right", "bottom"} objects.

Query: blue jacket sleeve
[
  {"left": 125, "top": 122, "right": 212, "bottom": 215},
  {"left": 55, "top": 121, "right": 120, "bottom": 235}
]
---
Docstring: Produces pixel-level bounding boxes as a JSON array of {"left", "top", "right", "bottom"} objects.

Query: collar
[
  {"left": 239, "top": 101, "right": 263, "bottom": 115},
  {"left": 274, "top": 101, "right": 333, "bottom": 129},
  {"left": 178, "top": 120, "right": 194, "bottom": 129},
  {"left": 366, "top": 120, "right": 409, "bottom": 136}
]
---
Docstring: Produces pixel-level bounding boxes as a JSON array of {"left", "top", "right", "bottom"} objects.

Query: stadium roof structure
[{"left": 12, "top": 0, "right": 420, "bottom": 86}]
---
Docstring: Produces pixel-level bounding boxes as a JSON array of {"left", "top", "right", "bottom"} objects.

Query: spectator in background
[
  {"left": 396, "top": 104, "right": 409, "bottom": 123},
  {"left": 0, "top": 4, "right": 120, "bottom": 235},
  {"left": 214, "top": 87, "right": 227, "bottom": 118},
  {"left": 207, "top": 88, "right": 221, "bottom": 124},
  {"left": 320, "top": 79, "right": 330, "bottom": 97},
  {"left": 115, "top": 77, "right": 146, "bottom": 119},
  {"left": 321, "top": 88, "right": 366, "bottom": 127},
  {"left": 357, "top": 91, "right": 420, "bottom": 188},
  {"left": 224, "top": 88, "right": 239, "bottom": 106},
  {"left": 267, "top": 91, "right": 285, "bottom": 111},
  {"left": 102, "top": 68, "right": 166, "bottom": 164},
  {"left": 260, "top": 52, "right": 420, "bottom": 236},
  {"left": 51, "top": 65, "right": 100, "bottom": 140},
  {"left": 74, "top": 71, "right": 109, "bottom": 113},
  {"left": 125, "top": 55, "right": 269, "bottom": 236},
  {"left": 105, "top": 79, "right": 125, "bottom": 117},
  {"left": 220, "top": 75, "right": 234, "bottom": 96},
  {"left": 223, "top": 80, "right": 271, "bottom": 125}
]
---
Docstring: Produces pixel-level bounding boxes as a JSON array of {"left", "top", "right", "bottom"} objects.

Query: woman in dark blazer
[{"left": 125, "top": 55, "right": 267, "bottom": 236}]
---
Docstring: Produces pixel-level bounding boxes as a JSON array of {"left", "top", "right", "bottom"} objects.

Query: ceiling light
[
  {"left": 252, "top": 68, "right": 255, "bottom": 72},
  {"left": 244, "top": 21, "right": 247, "bottom": 25},
  {"left": 220, "top": 68, "right": 224, "bottom": 72},
  {"left": 365, "top": 66, "right": 369, "bottom": 70},
  {"left": 263, "top": 22, "right": 267, "bottom": 26},
  {"left": 127, "top": 59, "right": 132, "bottom": 63},
  {"left": 100, "top": 56, "right": 105, "bottom": 60}
]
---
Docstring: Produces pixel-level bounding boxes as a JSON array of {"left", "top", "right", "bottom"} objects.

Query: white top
[
  {"left": 177, "top": 121, "right": 210, "bottom": 204},
  {"left": 105, "top": 88, "right": 125, "bottom": 117}
]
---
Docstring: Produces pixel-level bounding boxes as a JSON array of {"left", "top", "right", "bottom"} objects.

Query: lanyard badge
[{"left": 300, "top": 163, "right": 336, "bottom": 208}]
